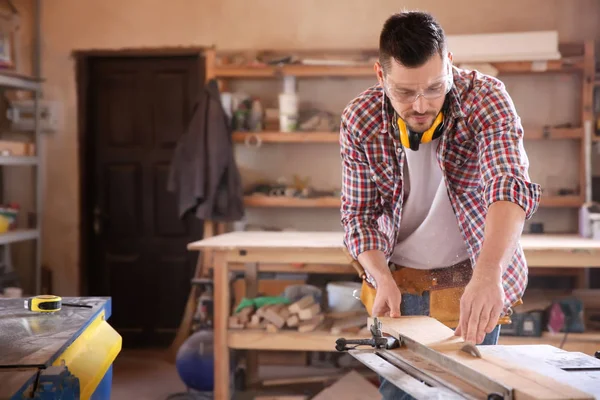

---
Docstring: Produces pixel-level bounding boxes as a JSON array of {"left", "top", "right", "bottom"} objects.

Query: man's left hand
[{"left": 455, "top": 272, "right": 505, "bottom": 344}]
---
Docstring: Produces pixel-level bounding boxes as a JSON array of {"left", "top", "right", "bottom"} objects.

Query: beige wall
[{"left": 35, "top": 0, "right": 600, "bottom": 295}]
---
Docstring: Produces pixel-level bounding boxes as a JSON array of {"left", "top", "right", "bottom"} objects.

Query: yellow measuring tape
[{"left": 24, "top": 295, "right": 93, "bottom": 313}]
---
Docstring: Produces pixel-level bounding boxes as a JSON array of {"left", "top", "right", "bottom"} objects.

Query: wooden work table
[{"left": 186, "top": 231, "right": 600, "bottom": 399}]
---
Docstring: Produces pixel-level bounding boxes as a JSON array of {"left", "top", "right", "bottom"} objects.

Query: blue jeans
[{"left": 378, "top": 291, "right": 501, "bottom": 400}]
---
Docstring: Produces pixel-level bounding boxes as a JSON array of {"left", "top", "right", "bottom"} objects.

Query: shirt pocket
[
  {"left": 445, "top": 140, "right": 481, "bottom": 193},
  {"left": 369, "top": 163, "right": 397, "bottom": 204}
]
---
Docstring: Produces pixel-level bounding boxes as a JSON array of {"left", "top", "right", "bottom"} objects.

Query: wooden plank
[
  {"left": 226, "top": 248, "right": 348, "bottom": 264},
  {"left": 214, "top": 64, "right": 375, "bottom": 78},
  {"left": 213, "top": 251, "right": 230, "bottom": 400},
  {"left": 375, "top": 316, "right": 594, "bottom": 400},
  {"left": 233, "top": 131, "right": 339, "bottom": 144},
  {"left": 448, "top": 31, "right": 561, "bottom": 63},
  {"left": 188, "top": 231, "right": 600, "bottom": 252},
  {"left": 244, "top": 196, "right": 340, "bottom": 208},
  {"left": 242, "top": 194, "right": 580, "bottom": 208},
  {"left": 228, "top": 262, "right": 355, "bottom": 275},
  {"left": 520, "top": 234, "right": 600, "bottom": 250},
  {"left": 187, "top": 231, "right": 600, "bottom": 268},
  {"left": 228, "top": 329, "right": 365, "bottom": 352},
  {"left": 242, "top": 194, "right": 582, "bottom": 209},
  {"left": 187, "top": 231, "right": 345, "bottom": 251}
]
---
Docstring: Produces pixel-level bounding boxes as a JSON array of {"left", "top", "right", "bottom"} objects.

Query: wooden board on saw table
[{"left": 372, "top": 316, "right": 595, "bottom": 400}]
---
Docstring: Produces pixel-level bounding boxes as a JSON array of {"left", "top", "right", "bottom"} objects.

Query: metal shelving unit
[{"left": 0, "top": 0, "right": 43, "bottom": 295}]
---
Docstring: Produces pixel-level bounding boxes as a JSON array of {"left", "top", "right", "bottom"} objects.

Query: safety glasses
[{"left": 383, "top": 63, "right": 453, "bottom": 104}]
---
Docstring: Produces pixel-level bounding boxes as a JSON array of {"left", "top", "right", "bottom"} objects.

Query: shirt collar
[
  {"left": 380, "top": 86, "right": 392, "bottom": 134},
  {"left": 446, "top": 66, "right": 466, "bottom": 119}
]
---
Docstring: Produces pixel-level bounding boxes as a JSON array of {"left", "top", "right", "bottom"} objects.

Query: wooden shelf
[
  {"left": 0, "top": 71, "right": 42, "bottom": 92},
  {"left": 242, "top": 194, "right": 584, "bottom": 209},
  {"left": 540, "top": 195, "right": 583, "bottom": 207},
  {"left": 228, "top": 328, "right": 364, "bottom": 352},
  {"left": 490, "top": 59, "right": 583, "bottom": 74},
  {"left": 216, "top": 64, "right": 375, "bottom": 78},
  {"left": 0, "top": 229, "right": 39, "bottom": 245},
  {"left": 233, "top": 127, "right": 582, "bottom": 145},
  {"left": 244, "top": 195, "right": 579, "bottom": 208},
  {"left": 525, "top": 126, "right": 582, "bottom": 140},
  {"left": 0, "top": 156, "right": 38, "bottom": 166},
  {"left": 233, "top": 131, "right": 339, "bottom": 144},
  {"left": 215, "top": 59, "right": 582, "bottom": 79},
  {"left": 244, "top": 196, "right": 340, "bottom": 208}
]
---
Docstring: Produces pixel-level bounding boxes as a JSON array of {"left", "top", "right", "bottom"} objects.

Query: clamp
[{"left": 335, "top": 317, "right": 399, "bottom": 351}]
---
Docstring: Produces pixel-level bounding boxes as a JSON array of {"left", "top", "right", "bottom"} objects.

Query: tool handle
[
  {"left": 335, "top": 337, "right": 375, "bottom": 351},
  {"left": 342, "top": 247, "right": 366, "bottom": 280}
]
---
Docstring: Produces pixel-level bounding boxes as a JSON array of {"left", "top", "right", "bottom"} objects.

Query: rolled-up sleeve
[
  {"left": 471, "top": 80, "right": 542, "bottom": 219},
  {"left": 339, "top": 109, "right": 391, "bottom": 259}
]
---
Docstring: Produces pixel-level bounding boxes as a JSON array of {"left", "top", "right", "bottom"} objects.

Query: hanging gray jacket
[{"left": 167, "top": 79, "right": 245, "bottom": 222}]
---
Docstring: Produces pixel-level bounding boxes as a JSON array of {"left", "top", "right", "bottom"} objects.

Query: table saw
[
  {"left": 338, "top": 316, "right": 600, "bottom": 399},
  {"left": 0, "top": 297, "right": 121, "bottom": 400}
]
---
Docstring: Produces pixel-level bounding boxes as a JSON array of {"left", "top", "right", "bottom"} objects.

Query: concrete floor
[
  {"left": 109, "top": 348, "right": 369, "bottom": 400},
  {"left": 111, "top": 349, "right": 188, "bottom": 400}
]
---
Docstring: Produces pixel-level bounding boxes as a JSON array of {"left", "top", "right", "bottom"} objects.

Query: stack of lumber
[{"left": 228, "top": 295, "right": 369, "bottom": 334}]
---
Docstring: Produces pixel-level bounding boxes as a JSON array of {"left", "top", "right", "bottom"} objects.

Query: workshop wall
[{"left": 24, "top": 0, "right": 600, "bottom": 295}]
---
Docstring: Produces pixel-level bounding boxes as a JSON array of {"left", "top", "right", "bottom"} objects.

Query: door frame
[{"left": 73, "top": 47, "right": 209, "bottom": 297}]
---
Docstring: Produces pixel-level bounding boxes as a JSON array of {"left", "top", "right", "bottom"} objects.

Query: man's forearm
[
  {"left": 474, "top": 200, "right": 526, "bottom": 280},
  {"left": 357, "top": 249, "right": 393, "bottom": 286}
]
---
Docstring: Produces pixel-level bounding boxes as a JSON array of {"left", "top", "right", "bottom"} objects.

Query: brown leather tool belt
[{"left": 386, "top": 259, "right": 473, "bottom": 295}]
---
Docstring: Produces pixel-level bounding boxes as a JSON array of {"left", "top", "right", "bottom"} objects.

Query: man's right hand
[
  {"left": 371, "top": 280, "right": 402, "bottom": 317},
  {"left": 356, "top": 249, "right": 402, "bottom": 317}
]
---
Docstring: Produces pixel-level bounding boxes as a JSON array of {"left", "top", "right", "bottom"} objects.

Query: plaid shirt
[{"left": 340, "top": 66, "right": 541, "bottom": 314}]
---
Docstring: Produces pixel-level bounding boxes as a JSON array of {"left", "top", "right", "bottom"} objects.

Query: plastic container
[
  {"left": 283, "top": 284, "right": 322, "bottom": 304},
  {"left": 591, "top": 213, "right": 600, "bottom": 240},
  {"left": 278, "top": 92, "right": 299, "bottom": 132},
  {"left": 326, "top": 281, "right": 364, "bottom": 312}
]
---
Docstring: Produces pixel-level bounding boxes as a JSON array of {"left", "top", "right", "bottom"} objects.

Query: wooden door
[{"left": 85, "top": 55, "right": 205, "bottom": 347}]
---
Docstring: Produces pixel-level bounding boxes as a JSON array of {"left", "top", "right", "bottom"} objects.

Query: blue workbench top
[
  {"left": 0, "top": 297, "right": 114, "bottom": 399},
  {"left": 0, "top": 297, "right": 112, "bottom": 368}
]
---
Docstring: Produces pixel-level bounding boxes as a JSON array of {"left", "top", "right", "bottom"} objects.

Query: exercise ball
[{"left": 175, "top": 330, "right": 216, "bottom": 392}]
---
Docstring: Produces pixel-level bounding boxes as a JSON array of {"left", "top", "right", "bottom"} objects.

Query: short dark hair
[{"left": 379, "top": 11, "right": 446, "bottom": 71}]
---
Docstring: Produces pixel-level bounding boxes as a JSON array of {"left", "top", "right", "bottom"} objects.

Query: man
[{"left": 339, "top": 10, "right": 541, "bottom": 398}]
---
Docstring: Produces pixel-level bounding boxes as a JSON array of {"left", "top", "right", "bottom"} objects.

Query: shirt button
[{"left": 396, "top": 148, "right": 403, "bottom": 155}]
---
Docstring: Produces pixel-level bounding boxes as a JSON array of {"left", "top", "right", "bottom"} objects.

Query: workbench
[
  {"left": 186, "top": 231, "right": 600, "bottom": 400},
  {"left": 0, "top": 297, "right": 121, "bottom": 400}
]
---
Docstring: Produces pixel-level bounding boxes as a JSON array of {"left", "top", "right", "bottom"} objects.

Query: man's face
[{"left": 376, "top": 52, "right": 453, "bottom": 133}]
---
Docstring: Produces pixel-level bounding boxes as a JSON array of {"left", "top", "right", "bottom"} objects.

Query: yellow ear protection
[{"left": 398, "top": 111, "right": 445, "bottom": 151}]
